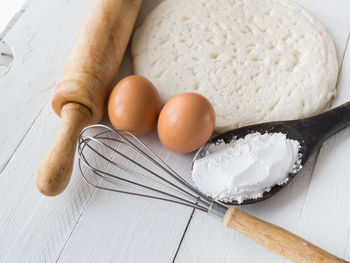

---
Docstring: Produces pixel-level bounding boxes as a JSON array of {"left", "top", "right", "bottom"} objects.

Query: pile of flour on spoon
[{"left": 192, "top": 132, "right": 301, "bottom": 203}]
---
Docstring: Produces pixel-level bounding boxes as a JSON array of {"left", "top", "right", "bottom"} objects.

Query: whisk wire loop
[
  {"left": 83, "top": 135, "right": 203, "bottom": 203},
  {"left": 78, "top": 124, "right": 223, "bottom": 213},
  {"left": 79, "top": 148, "right": 208, "bottom": 211}
]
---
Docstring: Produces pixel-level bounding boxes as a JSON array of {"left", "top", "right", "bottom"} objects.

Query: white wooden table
[{"left": 1, "top": 0, "right": 350, "bottom": 262}]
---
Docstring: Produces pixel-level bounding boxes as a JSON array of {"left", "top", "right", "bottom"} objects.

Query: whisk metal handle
[
  {"left": 223, "top": 207, "right": 346, "bottom": 263},
  {"left": 208, "top": 202, "right": 228, "bottom": 219}
]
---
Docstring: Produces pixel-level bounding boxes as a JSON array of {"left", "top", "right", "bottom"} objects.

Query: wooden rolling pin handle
[
  {"left": 36, "top": 103, "right": 91, "bottom": 196},
  {"left": 223, "top": 207, "right": 347, "bottom": 263},
  {"left": 36, "top": 0, "right": 143, "bottom": 196}
]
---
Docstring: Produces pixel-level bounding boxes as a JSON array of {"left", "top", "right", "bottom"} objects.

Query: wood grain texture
[
  {"left": 37, "top": 0, "right": 143, "bottom": 196},
  {"left": 36, "top": 103, "right": 91, "bottom": 196},
  {"left": 294, "top": 34, "right": 350, "bottom": 261},
  {"left": 0, "top": 0, "right": 92, "bottom": 172},
  {"left": 223, "top": 207, "right": 346, "bottom": 263},
  {"left": 174, "top": 152, "right": 321, "bottom": 263},
  {"left": 174, "top": 0, "right": 350, "bottom": 262},
  {"left": 52, "top": 0, "right": 143, "bottom": 123},
  {"left": 56, "top": 129, "right": 195, "bottom": 262},
  {"left": 0, "top": 1, "right": 192, "bottom": 261},
  {"left": 0, "top": 0, "right": 350, "bottom": 262},
  {"left": 0, "top": 102, "right": 96, "bottom": 261}
]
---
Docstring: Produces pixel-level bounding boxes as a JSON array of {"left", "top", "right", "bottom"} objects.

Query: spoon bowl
[{"left": 193, "top": 101, "right": 350, "bottom": 205}]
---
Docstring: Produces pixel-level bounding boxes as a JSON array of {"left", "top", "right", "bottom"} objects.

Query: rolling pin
[{"left": 36, "top": 0, "right": 143, "bottom": 196}]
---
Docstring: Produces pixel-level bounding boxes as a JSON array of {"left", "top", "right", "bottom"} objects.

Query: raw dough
[{"left": 132, "top": 0, "right": 338, "bottom": 132}]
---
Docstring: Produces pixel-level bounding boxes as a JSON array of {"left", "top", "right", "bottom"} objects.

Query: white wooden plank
[
  {"left": 1, "top": 0, "right": 350, "bottom": 263},
  {"left": 294, "top": 35, "right": 350, "bottom": 260},
  {"left": 174, "top": 153, "right": 319, "bottom": 263},
  {"left": 0, "top": 0, "right": 92, "bottom": 172},
  {"left": 0, "top": 0, "right": 193, "bottom": 262},
  {"left": 0, "top": 102, "right": 91, "bottom": 261},
  {"left": 0, "top": 0, "right": 26, "bottom": 34},
  {"left": 175, "top": 0, "right": 350, "bottom": 262},
  {"left": 0, "top": 41, "right": 13, "bottom": 66},
  {"left": 0, "top": 2, "right": 94, "bottom": 258},
  {"left": 55, "top": 1, "right": 200, "bottom": 261},
  {"left": 56, "top": 130, "right": 194, "bottom": 263},
  {"left": 0, "top": 0, "right": 109, "bottom": 261},
  {"left": 0, "top": 100, "right": 192, "bottom": 262}
]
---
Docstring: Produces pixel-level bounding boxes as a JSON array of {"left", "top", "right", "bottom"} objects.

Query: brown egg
[
  {"left": 158, "top": 92, "right": 215, "bottom": 153},
  {"left": 108, "top": 75, "right": 161, "bottom": 136}
]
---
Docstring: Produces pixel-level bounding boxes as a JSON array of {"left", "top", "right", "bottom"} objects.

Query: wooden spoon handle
[
  {"left": 36, "top": 103, "right": 91, "bottom": 196},
  {"left": 298, "top": 101, "right": 350, "bottom": 149},
  {"left": 223, "top": 207, "right": 347, "bottom": 263}
]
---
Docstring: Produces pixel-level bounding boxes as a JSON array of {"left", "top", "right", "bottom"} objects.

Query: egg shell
[
  {"left": 108, "top": 75, "right": 161, "bottom": 136},
  {"left": 158, "top": 92, "right": 215, "bottom": 153}
]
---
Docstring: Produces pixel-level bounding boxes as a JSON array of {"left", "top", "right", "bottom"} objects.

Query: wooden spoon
[{"left": 194, "top": 101, "right": 350, "bottom": 205}]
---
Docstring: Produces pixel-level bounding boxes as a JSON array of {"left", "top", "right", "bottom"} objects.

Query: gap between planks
[
  {"left": 55, "top": 183, "right": 96, "bottom": 263},
  {"left": 0, "top": 0, "right": 30, "bottom": 171},
  {"left": 295, "top": 30, "right": 350, "bottom": 234},
  {"left": 55, "top": 23, "right": 350, "bottom": 263},
  {"left": 172, "top": 208, "right": 196, "bottom": 263},
  {"left": 55, "top": 176, "right": 99, "bottom": 263},
  {"left": 172, "top": 30, "right": 350, "bottom": 263},
  {"left": 55, "top": 143, "right": 118, "bottom": 263},
  {"left": 4, "top": 100, "right": 118, "bottom": 262},
  {"left": 0, "top": 97, "right": 50, "bottom": 175},
  {"left": 2, "top": 1, "right": 349, "bottom": 261}
]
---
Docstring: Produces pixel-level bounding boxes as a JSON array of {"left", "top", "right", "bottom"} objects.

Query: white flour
[{"left": 192, "top": 133, "right": 301, "bottom": 203}]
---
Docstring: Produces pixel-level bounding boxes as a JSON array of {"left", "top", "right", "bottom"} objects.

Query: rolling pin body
[{"left": 37, "top": 0, "right": 143, "bottom": 196}]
